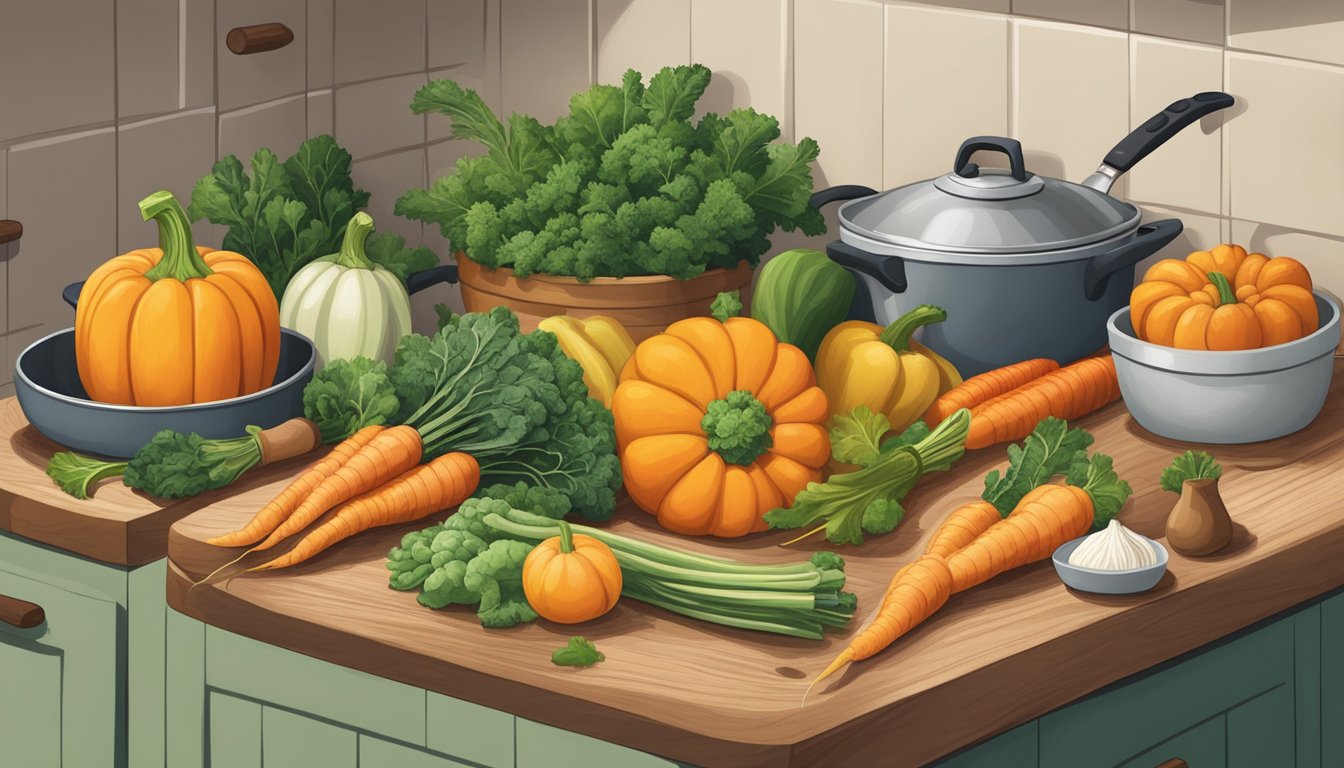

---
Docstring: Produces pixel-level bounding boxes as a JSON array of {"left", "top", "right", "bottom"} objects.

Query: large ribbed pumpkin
[
  {"left": 612, "top": 316, "right": 830, "bottom": 538},
  {"left": 75, "top": 190, "right": 280, "bottom": 405}
]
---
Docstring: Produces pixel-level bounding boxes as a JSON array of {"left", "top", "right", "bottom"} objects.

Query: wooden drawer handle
[
  {"left": 0, "top": 594, "right": 44, "bottom": 628},
  {"left": 226, "top": 23, "right": 294, "bottom": 55},
  {"left": 0, "top": 220, "right": 22, "bottom": 245},
  {"left": 1155, "top": 760, "right": 1188, "bottom": 768}
]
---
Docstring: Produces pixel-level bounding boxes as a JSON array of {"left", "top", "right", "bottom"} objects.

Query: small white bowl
[{"left": 1051, "top": 536, "right": 1169, "bottom": 595}]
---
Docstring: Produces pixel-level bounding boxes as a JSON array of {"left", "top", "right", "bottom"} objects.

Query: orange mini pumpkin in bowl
[
  {"left": 612, "top": 315, "right": 830, "bottom": 538},
  {"left": 1129, "top": 243, "right": 1317, "bottom": 351},
  {"left": 75, "top": 190, "right": 280, "bottom": 406}
]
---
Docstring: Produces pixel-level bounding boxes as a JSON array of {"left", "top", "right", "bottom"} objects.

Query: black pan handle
[
  {"left": 953, "top": 137, "right": 1028, "bottom": 182},
  {"left": 62, "top": 263, "right": 460, "bottom": 310},
  {"left": 826, "top": 240, "right": 906, "bottom": 294},
  {"left": 809, "top": 185, "right": 879, "bottom": 209},
  {"left": 404, "top": 263, "right": 458, "bottom": 295},
  {"left": 1103, "top": 92, "right": 1234, "bottom": 173},
  {"left": 1083, "top": 219, "right": 1183, "bottom": 301}
]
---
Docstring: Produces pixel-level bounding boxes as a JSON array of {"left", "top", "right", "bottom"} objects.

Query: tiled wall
[{"left": 0, "top": 0, "right": 494, "bottom": 397}]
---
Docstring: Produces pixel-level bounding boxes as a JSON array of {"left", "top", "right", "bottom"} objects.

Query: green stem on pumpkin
[
  {"left": 878, "top": 304, "right": 947, "bottom": 351},
  {"left": 334, "top": 212, "right": 376, "bottom": 269},
  {"left": 1208, "top": 271, "right": 1237, "bottom": 306},
  {"left": 140, "top": 190, "right": 213, "bottom": 282},
  {"left": 557, "top": 520, "right": 575, "bottom": 554}
]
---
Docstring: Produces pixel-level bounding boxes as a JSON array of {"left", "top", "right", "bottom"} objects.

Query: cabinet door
[
  {"left": 932, "top": 721, "right": 1038, "bottom": 767},
  {"left": 0, "top": 567, "right": 121, "bottom": 767},
  {"left": 1116, "top": 715, "right": 1225, "bottom": 768},
  {"left": 1324, "top": 593, "right": 1344, "bottom": 767}
]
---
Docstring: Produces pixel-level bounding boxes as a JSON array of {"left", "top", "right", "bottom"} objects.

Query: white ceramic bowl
[
  {"left": 1052, "top": 536, "right": 1169, "bottom": 594},
  {"left": 1106, "top": 290, "right": 1341, "bottom": 445}
]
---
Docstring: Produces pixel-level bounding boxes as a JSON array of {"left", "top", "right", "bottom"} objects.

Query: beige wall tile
[
  {"left": 795, "top": 0, "right": 882, "bottom": 191},
  {"left": 691, "top": 0, "right": 790, "bottom": 138},
  {"left": 0, "top": 0, "right": 115, "bottom": 142},
  {"left": 1127, "top": 37, "right": 1223, "bottom": 215},
  {"left": 353, "top": 149, "right": 427, "bottom": 245},
  {"left": 308, "top": 91, "right": 334, "bottom": 137},
  {"left": 7, "top": 130, "right": 117, "bottom": 368},
  {"left": 117, "top": 0, "right": 180, "bottom": 118},
  {"left": 1228, "top": 1, "right": 1344, "bottom": 68},
  {"left": 184, "top": 0, "right": 217, "bottom": 108},
  {"left": 1013, "top": 20, "right": 1128, "bottom": 184},
  {"left": 1, "top": 148, "right": 7, "bottom": 381},
  {"left": 1226, "top": 53, "right": 1344, "bottom": 238},
  {"left": 335, "top": 74, "right": 428, "bottom": 160},
  {"left": 422, "top": 139, "right": 487, "bottom": 257},
  {"left": 1012, "top": 0, "right": 1126, "bottom": 29},
  {"left": 334, "top": 0, "right": 427, "bottom": 84},
  {"left": 218, "top": 95, "right": 308, "bottom": 164},
  {"left": 216, "top": 0, "right": 307, "bottom": 111},
  {"left": 1132, "top": 0, "right": 1224, "bottom": 46},
  {"left": 886, "top": 5, "right": 1008, "bottom": 187},
  {"left": 117, "top": 109, "right": 217, "bottom": 252},
  {"left": 1132, "top": 205, "right": 1228, "bottom": 285},
  {"left": 308, "top": 0, "right": 334, "bottom": 88},
  {"left": 1231, "top": 219, "right": 1344, "bottom": 297},
  {"left": 429, "top": 0, "right": 486, "bottom": 69},
  {"left": 501, "top": 0, "right": 591, "bottom": 123},
  {"left": 596, "top": 0, "right": 691, "bottom": 85},
  {"left": 910, "top": 0, "right": 1009, "bottom": 12}
]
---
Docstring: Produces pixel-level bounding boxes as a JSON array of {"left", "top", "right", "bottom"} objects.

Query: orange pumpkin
[
  {"left": 612, "top": 316, "right": 830, "bottom": 538},
  {"left": 522, "top": 521, "right": 622, "bottom": 624},
  {"left": 1130, "top": 243, "right": 1317, "bottom": 350},
  {"left": 75, "top": 190, "right": 280, "bottom": 405}
]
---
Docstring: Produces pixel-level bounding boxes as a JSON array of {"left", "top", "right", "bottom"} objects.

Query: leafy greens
[
  {"left": 396, "top": 65, "right": 825, "bottom": 281},
  {"left": 1160, "top": 450, "right": 1222, "bottom": 493},
  {"left": 552, "top": 637, "right": 605, "bottom": 667},
  {"left": 981, "top": 417, "right": 1094, "bottom": 517}
]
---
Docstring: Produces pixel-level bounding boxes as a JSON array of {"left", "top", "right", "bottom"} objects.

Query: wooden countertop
[
  {"left": 166, "top": 364, "right": 1344, "bottom": 767},
  {"left": 0, "top": 398, "right": 309, "bottom": 566}
]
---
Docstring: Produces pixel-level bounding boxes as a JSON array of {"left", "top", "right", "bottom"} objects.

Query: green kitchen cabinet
[
  {"left": 165, "top": 611, "right": 682, "bottom": 768},
  {"left": 0, "top": 530, "right": 169, "bottom": 768}
]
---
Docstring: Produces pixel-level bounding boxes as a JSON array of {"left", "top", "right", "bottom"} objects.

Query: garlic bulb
[{"left": 1067, "top": 520, "right": 1158, "bottom": 570}]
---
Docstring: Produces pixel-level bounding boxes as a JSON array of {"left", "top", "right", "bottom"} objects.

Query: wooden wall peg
[
  {"left": 0, "top": 220, "right": 21, "bottom": 245},
  {"left": 226, "top": 23, "right": 294, "bottom": 55}
]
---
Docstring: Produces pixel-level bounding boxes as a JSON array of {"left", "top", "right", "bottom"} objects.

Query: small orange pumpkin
[
  {"left": 522, "top": 521, "right": 622, "bottom": 624},
  {"left": 612, "top": 316, "right": 830, "bottom": 538},
  {"left": 75, "top": 190, "right": 280, "bottom": 405},
  {"left": 1130, "top": 243, "right": 1317, "bottom": 350}
]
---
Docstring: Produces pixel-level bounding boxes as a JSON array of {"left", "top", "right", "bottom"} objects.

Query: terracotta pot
[{"left": 456, "top": 257, "right": 755, "bottom": 342}]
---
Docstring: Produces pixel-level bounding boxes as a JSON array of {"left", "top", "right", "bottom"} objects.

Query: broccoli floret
[
  {"left": 860, "top": 497, "right": 906, "bottom": 536},
  {"left": 809, "top": 551, "right": 846, "bottom": 573},
  {"left": 474, "top": 482, "right": 572, "bottom": 519},
  {"left": 466, "top": 540, "right": 538, "bottom": 627}
]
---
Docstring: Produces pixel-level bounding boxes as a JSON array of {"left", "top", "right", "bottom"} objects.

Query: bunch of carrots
[
  {"left": 924, "top": 355, "right": 1121, "bottom": 450},
  {"left": 201, "top": 425, "right": 480, "bottom": 576},
  {"left": 807, "top": 417, "right": 1132, "bottom": 696}
]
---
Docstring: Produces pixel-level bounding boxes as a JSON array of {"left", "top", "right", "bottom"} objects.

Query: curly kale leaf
[
  {"left": 122, "top": 429, "right": 263, "bottom": 499},
  {"left": 302, "top": 357, "right": 400, "bottom": 444},
  {"left": 364, "top": 231, "right": 438, "bottom": 282},
  {"left": 466, "top": 540, "right": 538, "bottom": 627},
  {"left": 473, "top": 481, "right": 572, "bottom": 520}
]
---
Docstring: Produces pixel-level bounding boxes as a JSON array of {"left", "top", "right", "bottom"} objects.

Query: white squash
[{"left": 279, "top": 212, "right": 412, "bottom": 367}]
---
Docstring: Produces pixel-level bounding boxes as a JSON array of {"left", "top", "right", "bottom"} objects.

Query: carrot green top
[{"left": 140, "top": 190, "right": 213, "bottom": 282}]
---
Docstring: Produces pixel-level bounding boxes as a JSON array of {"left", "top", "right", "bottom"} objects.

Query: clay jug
[{"left": 1166, "top": 477, "right": 1232, "bottom": 556}]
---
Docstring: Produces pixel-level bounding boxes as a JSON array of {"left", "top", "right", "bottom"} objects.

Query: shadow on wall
[{"left": 1229, "top": 0, "right": 1344, "bottom": 34}]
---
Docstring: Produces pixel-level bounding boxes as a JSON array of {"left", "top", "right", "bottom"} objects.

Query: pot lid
[{"left": 839, "top": 136, "right": 1140, "bottom": 254}]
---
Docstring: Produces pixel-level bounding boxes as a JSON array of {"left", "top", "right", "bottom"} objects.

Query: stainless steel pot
[{"left": 814, "top": 91, "right": 1235, "bottom": 377}]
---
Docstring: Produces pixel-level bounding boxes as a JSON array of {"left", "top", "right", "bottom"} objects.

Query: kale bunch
[{"left": 396, "top": 65, "right": 824, "bottom": 281}]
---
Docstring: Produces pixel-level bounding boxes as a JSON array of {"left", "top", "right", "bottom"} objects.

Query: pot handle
[
  {"left": 827, "top": 240, "right": 906, "bottom": 294},
  {"left": 809, "top": 185, "right": 879, "bottom": 209},
  {"left": 404, "top": 263, "right": 459, "bottom": 295},
  {"left": 1083, "top": 92, "right": 1234, "bottom": 193},
  {"left": 1083, "top": 218, "right": 1183, "bottom": 301},
  {"left": 63, "top": 264, "right": 461, "bottom": 308},
  {"left": 952, "top": 136, "right": 1028, "bottom": 182}
]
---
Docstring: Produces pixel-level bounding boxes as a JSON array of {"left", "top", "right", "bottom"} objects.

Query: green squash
[{"left": 751, "top": 249, "right": 855, "bottom": 361}]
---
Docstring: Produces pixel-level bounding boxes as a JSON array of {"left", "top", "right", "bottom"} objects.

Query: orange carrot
[
  {"left": 946, "top": 484, "right": 1093, "bottom": 593},
  {"left": 249, "top": 452, "right": 480, "bottom": 572},
  {"left": 252, "top": 425, "right": 424, "bottom": 552},
  {"left": 924, "top": 358, "right": 1059, "bottom": 426},
  {"left": 924, "top": 500, "right": 1001, "bottom": 559},
  {"left": 809, "top": 554, "right": 952, "bottom": 692},
  {"left": 206, "top": 425, "right": 386, "bottom": 547},
  {"left": 965, "top": 357, "right": 1120, "bottom": 450}
]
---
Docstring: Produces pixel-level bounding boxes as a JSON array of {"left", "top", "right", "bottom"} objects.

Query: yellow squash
[
  {"left": 816, "top": 305, "right": 955, "bottom": 432},
  {"left": 537, "top": 315, "right": 636, "bottom": 407}
]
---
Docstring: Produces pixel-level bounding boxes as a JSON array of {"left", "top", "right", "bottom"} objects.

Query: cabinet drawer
[
  {"left": 1040, "top": 619, "right": 1293, "bottom": 768},
  {"left": 0, "top": 567, "right": 121, "bottom": 766}
]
